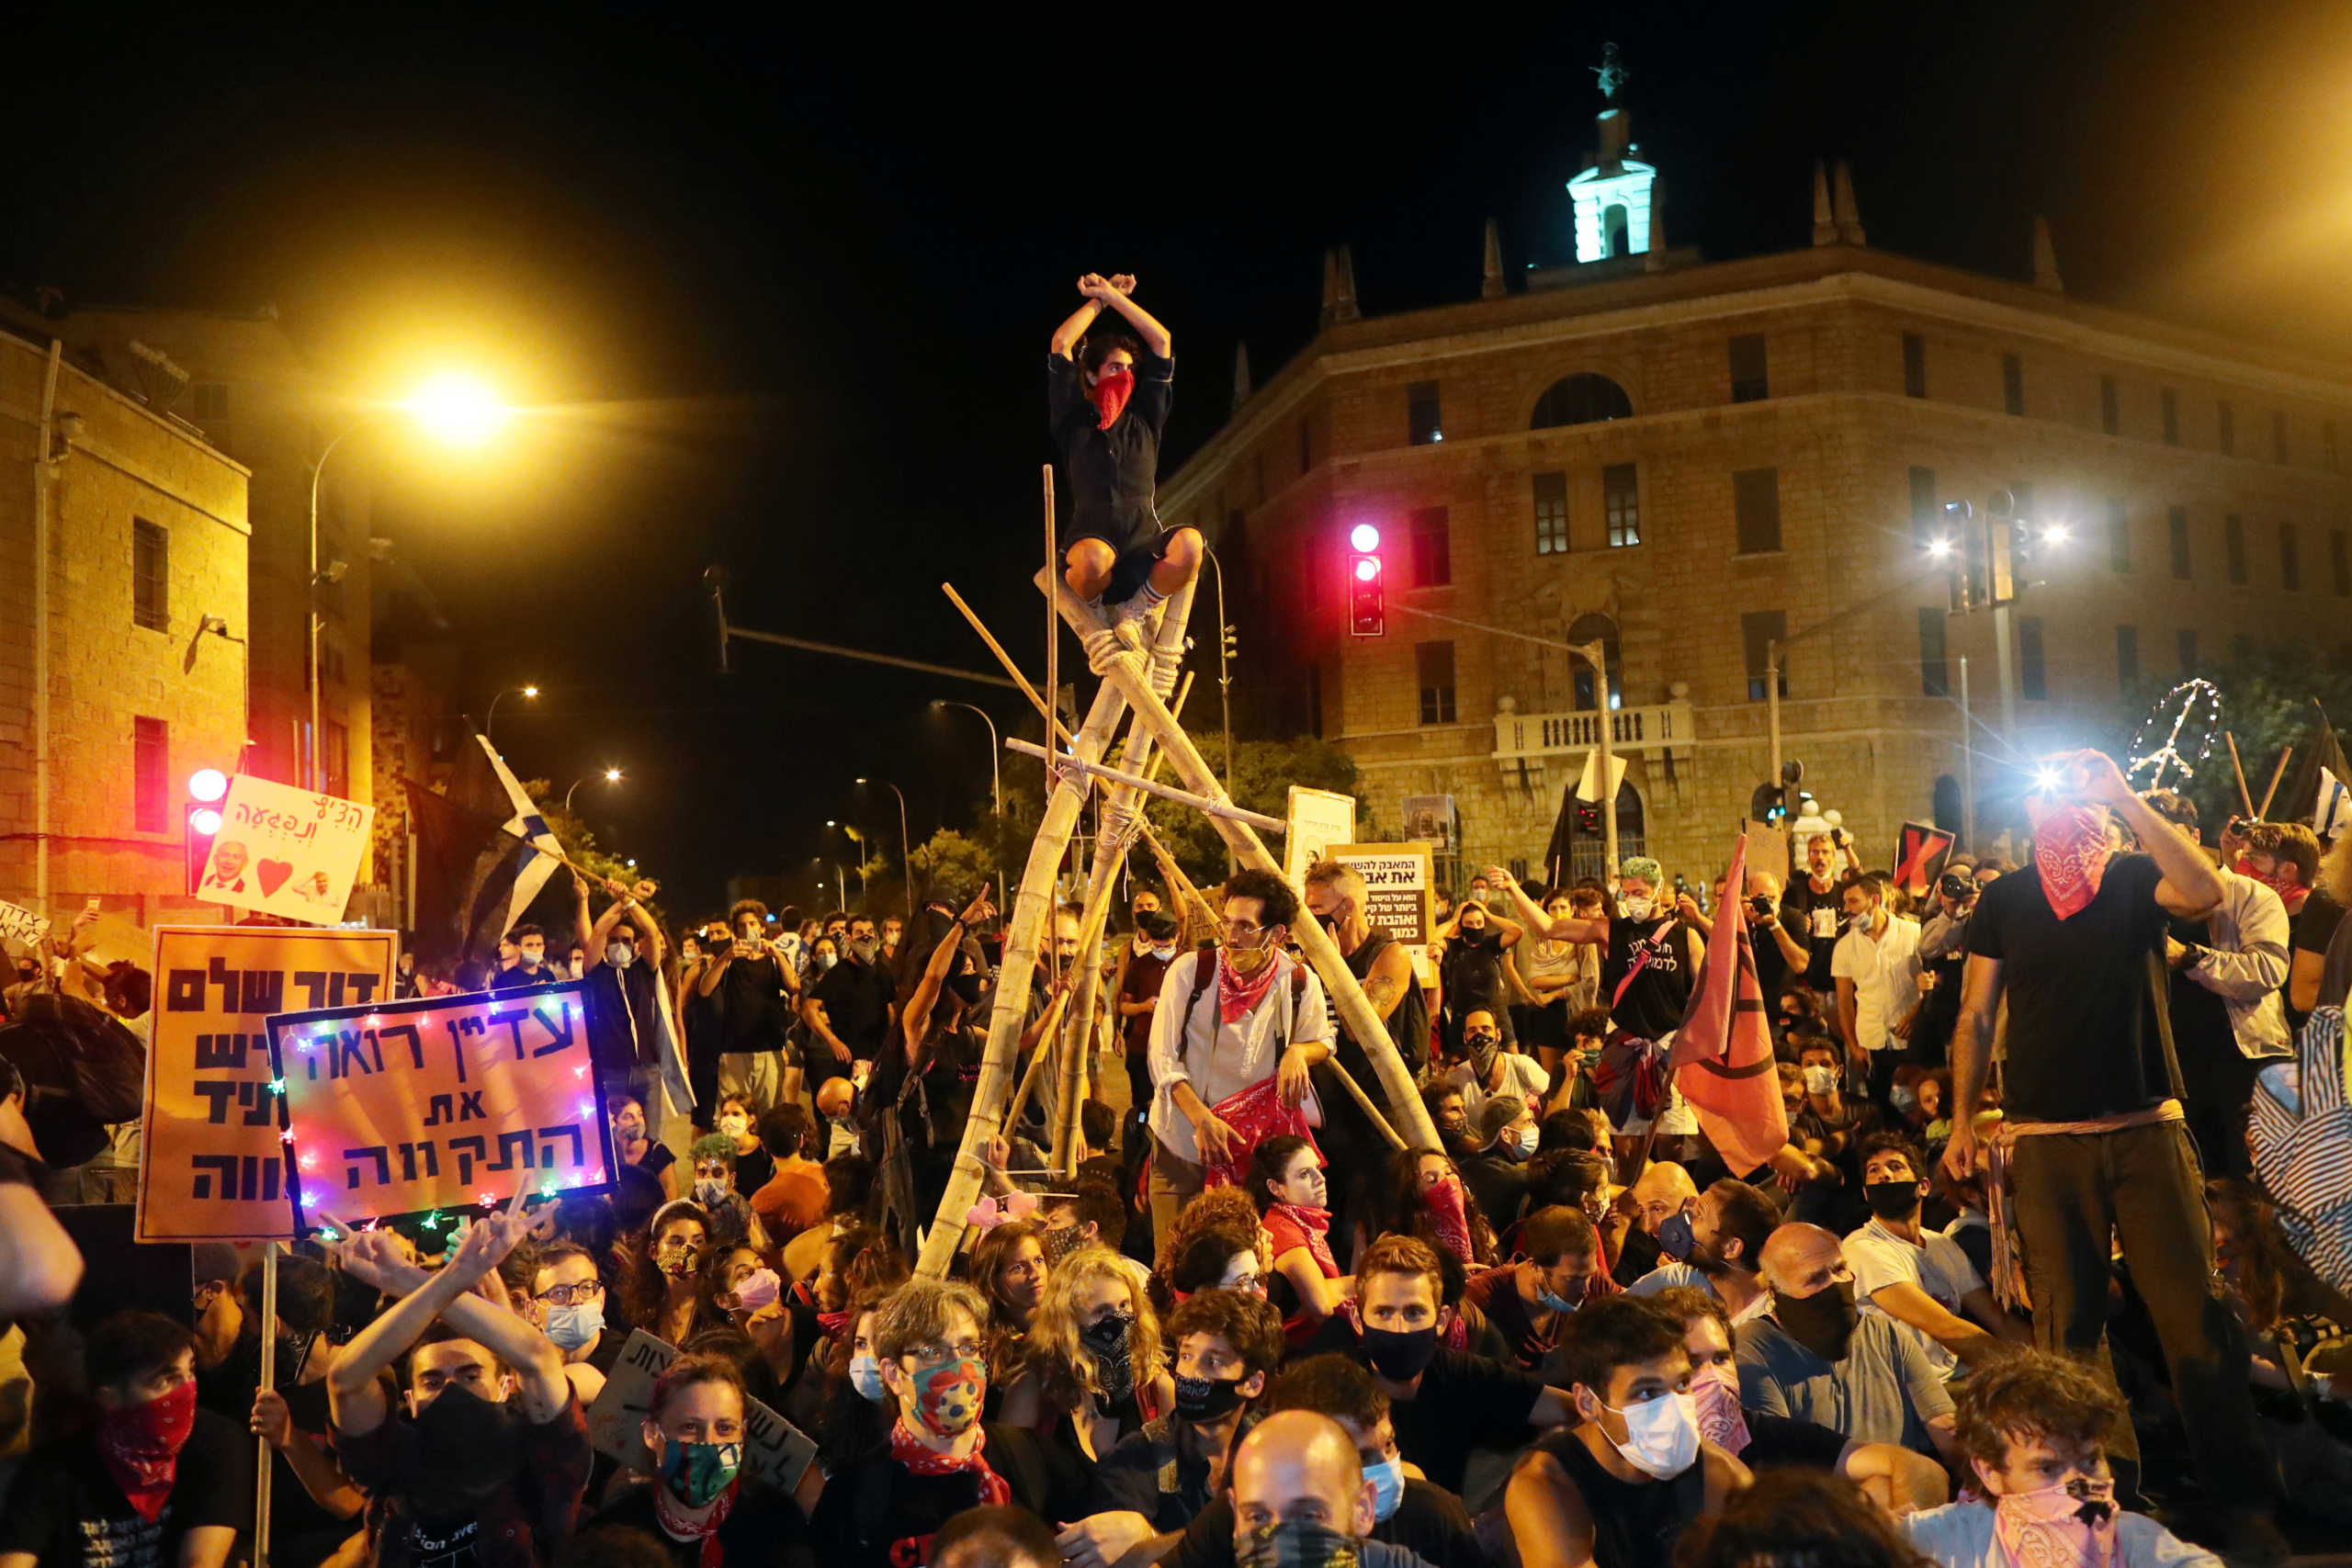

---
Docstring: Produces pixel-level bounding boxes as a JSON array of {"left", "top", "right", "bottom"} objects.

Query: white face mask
[
  {"left": 718, "top": 1114, "right": 749, "bottom": 1139},
  {"left": 1803, "top": 1065, "right": 1838, "bottom": 1096},
  {"left": 1618, "top": 895, "right": 1655, "bottom": 922},
  {"left": 606, "top": 942, "right": 634, "bottom": 968},
  {"left": 1600, "top": 1391, "right": 1701, "bottom": 1479}
]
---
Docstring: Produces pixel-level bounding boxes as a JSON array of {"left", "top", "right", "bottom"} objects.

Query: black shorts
[{"left": 1066, "top": 525, "right": 1182, "bottom": 604}]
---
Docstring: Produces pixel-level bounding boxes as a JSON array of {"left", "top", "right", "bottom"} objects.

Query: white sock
[{"left": 1139, "top": 581, "right": 1168, "bottom": 606}]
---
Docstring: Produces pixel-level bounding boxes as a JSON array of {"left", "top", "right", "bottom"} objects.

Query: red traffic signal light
[{"left": 1347, "top": 523, "right": 1385, "bottom": 637}]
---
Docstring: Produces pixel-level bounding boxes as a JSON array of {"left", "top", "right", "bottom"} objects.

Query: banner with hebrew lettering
[
  {"left": 266, "top": 982, "right": 615, "bottom": 1232},
  {"left": 585, "top": 1329, "right": 818, "bottom": 1495},
  {"left": 0, "top": 897, "right": 51, "bottom": 949},
  {"left": 137, "top": 926, "right": 399, "bottom": 1243},
  {"left": 198, "top": 773, "right": 377, "bottom": 923}
]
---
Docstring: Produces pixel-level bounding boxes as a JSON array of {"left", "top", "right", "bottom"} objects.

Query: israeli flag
[
  {"left": 478, "top": 733, "right": 565, "bottom": 940},
  {"left": 2319, "top": 766, "right": 2351, "bottom": 843}
]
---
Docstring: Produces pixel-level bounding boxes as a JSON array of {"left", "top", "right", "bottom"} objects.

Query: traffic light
[
  {"left": 185, "top": 768, "right": 228, "bottom": 895},
  {"left": 1749, "top": 760, "right": 1804, "bottom": 825},
  {"left": 1346, "top": 523, "right": 1385, "bottom": 637}
]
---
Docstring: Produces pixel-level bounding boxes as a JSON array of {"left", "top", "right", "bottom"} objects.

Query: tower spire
[
  {"left": 1811, "top": 160, "right": 1836, "bottom": 246},
  {"left": 1231, "top": 341, "right": 1252, "bottom": 411},
  {"left": 1321, "top": 244, "right": 1360, "bottom": 326},
  {"left": 1832, "top": 159, "right": 1866, "bottom": 247},
  {"left": 2030, "top": 215, "right": 2064, "bottom": 292},
  {"left": 1482, "top": 219, "right": 1505, "bottom": 299}
]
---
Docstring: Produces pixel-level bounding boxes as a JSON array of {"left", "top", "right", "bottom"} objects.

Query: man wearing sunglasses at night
[{"left": 1146, "top": 869, "right": 1332, "bottom": 1238}]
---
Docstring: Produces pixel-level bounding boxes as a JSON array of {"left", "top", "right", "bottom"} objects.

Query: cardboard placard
[
  {"left": 0, "top": 897, "right": 49, "bottom": 949},
  {"left": 586, "top": 1329, "right": 818, "bottom": 1495},
  {"left": 266, "top": 983, "right": 612, "bottom": 1230},
  {"left": 137, "top": 926, "right": 398, "bottom": 1243},
  {"left": 1328, "top": 843, "right": 1435, "bottom": 985},
  {"left": 1894, "top": 821, "right": 1959, "bottom": 897},
  {"left": 198, "top": 775, "right": 376, "bottom": 923},
  {"left": 1575, "top": 748, "right": 1629, "bottom": 805},
  {"left": 1283, "top": 786, "right": 1359, "bottom": 889}
]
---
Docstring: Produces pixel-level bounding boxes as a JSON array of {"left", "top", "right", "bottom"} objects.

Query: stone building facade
[
  {"left": 1162, "top": 124, "right": 2352, "bottom": 891},
  {"left": 0, "top": 323, "right": 251, "bottom": 924}
]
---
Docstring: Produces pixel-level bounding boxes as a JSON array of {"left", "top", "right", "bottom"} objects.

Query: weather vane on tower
[{"left": 1593, "top": 41, "right": 1628, "bottom": 103}]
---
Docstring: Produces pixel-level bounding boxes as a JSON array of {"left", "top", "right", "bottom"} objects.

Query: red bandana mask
[
  {"left": 1421, "top": 1173, "right": 1475, "bottom": 1263},
  {"left": 2233, "top": 858, "right": 2301, "bottom": 904},
  {"left": 2026, "top": 797, "right": 2110, "bottom": 921},
  {"left": 1216, "top": 948, "right": 1283, "bottom": 1025},
  {"left": 98, "top": 1379, "right": 197, "bottom": 1521},
  {"left": 1091, "top": 366, "right": 1136, "bottom": 429}
]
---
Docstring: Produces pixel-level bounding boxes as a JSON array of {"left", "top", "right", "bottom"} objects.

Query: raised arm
[
  {"left": 2063, "top": 750, "right": 2223, "bottom": 917},
  {"left": 903, "top": 888, "right": 997, "bottom": 1056},
  {"left": 571, "top": 874, "right": 597, "bottom": 962},
  {"left": 1089, "top": 275, "right": 1171, "bottom": 357},
  {"left": 325, "top": 1229, "right": 475, "bottom": 1438},
  {"left": 1485, "top": 866, "right": 1606, "bottom": 945},
  {"left": 1052, "top": 281, "right": 1105, "bottom": 358}
]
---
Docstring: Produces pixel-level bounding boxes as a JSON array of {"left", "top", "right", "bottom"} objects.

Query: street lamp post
[
  {"left": 486, "top": 684, "right": 540, "bottom": 747},
  {"left": 858, "top": 777, "right": 914, "bottom": 919},
  {"left": 932, "top": 701, "right": 1002, "bottom": 817},
  {"left": 563, "top": 766, "right": 623, "bottom": 816}
]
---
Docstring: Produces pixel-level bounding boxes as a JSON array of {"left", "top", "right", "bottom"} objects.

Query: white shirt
[
  {"left": 1903, "top": 1502, "right": 2219, "bottom": 1568},
  {"left": 1442, "top": 1052, "right": 1552, "bottom": 1123},
  {"left": 1843, "top": 1214, "right": 1985, "bottom": 1379},
  {"left": 1831, "top": 911, "right": 1922, "bottom": 1052},
  {"left": 1147, "top": 951, "right": 1330, "bottom": 1164}
]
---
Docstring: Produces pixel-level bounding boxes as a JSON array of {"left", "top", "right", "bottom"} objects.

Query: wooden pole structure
[
  {"left": 2225, "top": 732, "right": 2255, "bottom": 817},
  {"left": 1004, "top": 740, "right": 1288, "bottom": 833},
  {"left": 1035, "top": 568, "right": 1446, "bottom": 1155},
  {"left": 254, "top": 1247, "right": 277, "bottom": 1568},
  {"left": 2256, "top": 745, "right": 2293, "bottom": 820},
  {"left": 1324, "top": 1057, "right": 1408, "bottom": 1150},
  {"left": 1043, "top": 466, "right": 1061, "bottom": 973}
]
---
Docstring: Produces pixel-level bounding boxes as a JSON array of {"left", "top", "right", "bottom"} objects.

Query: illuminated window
[
  {"left": 2161, "top": 388, "right": 2179, "bottom": 446},
  {"left": 1416, "top": 642, "right": 1456, "bottom": 725},
  {"left": 1603, "top": 464, "right": 1640, "bottom": 547},
  {"left": 1410, "top": 507, "right": 1451, "bottom": 587},
  {"left": 2018, "top": 617, "right": 2046, "bottom": 700},
  {"left": 132, "top": 519, "right": 168, "bottom": 632},
  {"left": 1729, "top": 334, "right": 1768, "bottom": 402},
  {"left": 1733, "top": 468, "right": 1781, "bottom": 554},
  {"left": 1743, "top": 612, "right": 1788, "bottom": 701},
  {"left": 2099, "top": 377, "right": 2120, "bottom": 435},
  {"left": 2116, "top": 625, "right": 2139, "bottom": 698},
  {"left": 2168, "top": 506, "right": 2190, "bottom": 579},
  {"left": 1902, "top": 333, "right": 1926, "bottom": 399},
  {"left": 1532, "top": 375, "right": 1633, "bottom": 429},
  {"left": 2225, "top": 514, "right": 2246, "bottom": 585},
  {"left": 1407, "top": 382, "right": 1442, "bottom": 446},
  {"left": 1909, "top": 466, "right": 1938, "bottom": 547},
  {"left": 1918, "top": 609, "right": 1949, "bottom": 697},
  {"left": 2281, "top": 523, "right": 2301, "bottom": 592},
  {"left": 1567, "top": 614, "right": 1622, "bottom": 711},
  {"left": 1533, "top": 472, "right": 1568, "bottom": 555},
  {"left": 134, "top": 716, "right": 168, "bottom": 833},
  {"left": 2106, "top": 497, "right": 2130, "bottom": 573},
  {"left": 2002, "top": 354, "right": 2023, "bottom": 416},
  {"left": 2217, "top": 400, "right": 2235, "bottom": 456}
]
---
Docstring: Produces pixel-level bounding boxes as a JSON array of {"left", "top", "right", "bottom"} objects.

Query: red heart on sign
[{"left": 256, "top": 860, "right": 295, "bottom": 897}]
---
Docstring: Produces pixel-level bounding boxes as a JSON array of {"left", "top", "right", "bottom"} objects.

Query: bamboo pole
[
  {"left": 914, "top": 672, "right": 1130, "bottom": 1280},
  {"left": 2256, "top": 745, "right": 2293, "bottom": 820},
  {"left": 2225, "top": 732, "right": 2255, "bottom": 817},
  {"left": 1324, "top": 1057, "right": 1408, "bottom": 1150},
  {"left": 1035, "top": 569, "right": 1446, "bottom": 1155},
  {"left": 1005, "top": 739, "right": 1288, "bottom": 833}
]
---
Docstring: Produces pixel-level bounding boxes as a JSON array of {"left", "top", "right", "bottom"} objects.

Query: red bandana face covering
[
  {"left": 1421, "top": 1173, "right": 1475, "bottom": 1263},
  {"left": 2233, "top": 858, "right": 2301, "bottom": 903},
  {"left": 98, "top": 1379, "right": 198, "bottom": 1521},
  {"left": 2026, "top": 797, "right": 2110, "bottom": 921},
  {"left": 1216, "top": 948, "right": 1283, "bottom": 1025},
  {"left": 1091, "top": 366, "right": 1136, "bottom": 429}
]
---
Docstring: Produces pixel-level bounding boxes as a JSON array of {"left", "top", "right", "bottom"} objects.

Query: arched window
[
  {"left": 1531, "top": 373, "right": 1634, "bottom": 430},
  {"left": 1566, "top": 613, "right": 1623, "bottom": 712},
  {"left": 1603, "top": 204, "right": 1629, "bottom": 257},
  {"left": 1933, "top": 774, "right": 1962, "bottom": 836}
]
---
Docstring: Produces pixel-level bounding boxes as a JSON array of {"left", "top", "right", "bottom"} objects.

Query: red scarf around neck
[
  {"left": 889, "top": 1420, "right": 1011, "bottom": 1505},
  {"left": 1268, "top": 1201, "right": 1338, "bottom": 1275},
  {"left": 652, "top": 1474, "right": 741, "bottom": 1568},
  {"left": 2027, "top": 798, "right": 2110, "bottom": 920},
  {"left": 1216, "top": 949, "right": 1284, "bottom": 1025}
]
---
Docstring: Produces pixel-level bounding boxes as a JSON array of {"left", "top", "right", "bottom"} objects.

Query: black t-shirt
[
  {"left": 0, "top": 1409, "right": 252, "bottom": 1568},
  {"left": 2166, "top": 912, "right": 2240, "bottom": 1074},
  {"left": 1287, "top": 1333, "right": 1544, "bottom": 1497},
  {"left": 2288, "top": 890, "right": 2346, "bottom": 1033},
  {"left": 1968, "top": 852, "right": 2171, "bottom": 1121},
  {"left": 1612, "top": 1224, "right": 1664, "bottom": 1289},
  {"left": 492, "top": 963, "right": 560, "bottom": 993},
  {"left": 1459, "top": 1151, "right": 1531, "bottom": 1239},
  {"left": 1528, "top": 1426, "right": 1706, "bottom": 1568},
  {"left": 585, "top": 960, "right": 662, "bottom": 1075},
  {"left": 1602, "top": 918, "right": 1695, "bottom": 1041},
  {"left": 812, "top": 961, "right": 896, "bottom": 1059},
  {"left": 1090, "top": 1419, "right": 1215, "bottom": 1530},
  {"left": 719, "top": 951, "right": 790, "bottom": 1055},
  {"left": 1740, "top": 1411, "right": 1851, "bottom": 1471},
  {"left": 1441, "top": 935, "right": 1511, "bottom": 1021},
  {"left": 588, "top": 1478, "right": 812, "bottom": 1568},
  {"left": 1780, "top": 879, "right": 1848, "bottom": 991},
  {"left": 733, "top": 1144, "right": 775, "bottom": 1199},
  {"left": 807, "top": 1424, "right": 1070, "bottom": 1568},
  {"left": 1047, "top": 350, "right": 1176, "bottom": 551},
  {"left": 1464, "top": 1267, "right": 1567, "bottom": 1380},
  {"left": 1169, "top": 1480, "right": 1481, "bottom": 1568}
]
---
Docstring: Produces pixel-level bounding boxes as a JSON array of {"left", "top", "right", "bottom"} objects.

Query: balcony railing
[{"left": 1491, "top": 698, "right": 1694, "bottom": 763}]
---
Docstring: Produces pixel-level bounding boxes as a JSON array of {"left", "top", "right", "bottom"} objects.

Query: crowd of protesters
[{"left": 3, "top": 744, "right": 2350, "bottom": 1568}]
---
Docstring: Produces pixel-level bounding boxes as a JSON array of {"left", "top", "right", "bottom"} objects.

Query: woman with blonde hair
[{"left": 997, "top": 1245, "right": 1171, "bottom": 1460}]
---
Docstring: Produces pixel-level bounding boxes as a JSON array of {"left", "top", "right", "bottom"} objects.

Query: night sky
[{"left": 9, "top": 3, "right": 2349, "bottom": 913}]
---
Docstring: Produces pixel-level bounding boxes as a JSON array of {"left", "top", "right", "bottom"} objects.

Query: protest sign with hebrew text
[
  {"left": 0, "top": 897, "right": 49, "bottom": 950},
  {"left": 266, "top": 982, "right": 614, "bottom": 1230},
  {"left": 585, "top": 1329, "right": 817, "bottom": 1495},
  {"left": 137, "top": 925, "right": 397, "bottom": 1243},
  {"left": 1327, "top": 843, "right": 1435, "bottom": 984},
  {"left": 198, "top": 774, "right": 376, "bottom": 923}
]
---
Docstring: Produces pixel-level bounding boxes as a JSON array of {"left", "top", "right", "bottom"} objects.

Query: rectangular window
[
  {"left": 2333, "top": 528, "right": 2350, "bottom": 596},
  {"left": 2168, "top": 506, "right": 2191, "bottom": 579},
  {"left": 1410, "top": 506, "right": 1452, "bottom": 587},
  {"left": 191, "top": 382, "right": 229, "bottom": 421},
  {"left": 133, "top": 716, "right": 168, "bottom": 834},
  {"left": 1416, "top": 641, "right": 1456, "bottom": 725},
  {"left": 1909, "top": 466, "right": 1939, "bottom": 547},
  {"left": 1532, "top": 471, "right": 1568, "bottom": 555},
  {"left": 1901, "top": 333, "right": 1927, "bottom": 398},
  {"left": 1742, "top": 611, "right": 1789, "bottom": 702},
  {"left": 2100, "top": 376, "right": 2120, "bottom": 435},
  {"left": 2161, "top": 388, "right": 2180, "bottom": 446},
  {"left": 1407, "top": 381, "right": 1442, "bottom": 446},
  {"left": 131, "top": 518, "right": 168, "bottom": 631},
  {"left": 2280, "top": 522, "right": 2301, "bottom": 591},
  {"left": 2002, "top": 354, "right": 2024, "bottom": 416},
  {"left": 1729, "top": 333, "right": 1769, "bottom": 402},
  {"left": 1733, "top": 468, "right": 1781, "bottom": 554},
  {"left": 2116, "top": 625, "right": 2139, "bottom": 698},
  {"left": 2018, "top": 616, "right": 2047, "bottom": 700},
  {"left": 2106, "top": 497, "right": 2130, "bottom": 572},
  {"left": 2274, "top": 410, "right": 2290, "bottom": 464},
  {"left": 322, "top": 721, "right": 349, "bottom": 800},
  {"left": 2177, "top": 628, "right": 2197, "bottom": 673},
  {"left": 2218, "top": 400, "right": 2235, "bottom": 455},
  {"left": 1603, "top": 463, "right": 1640, "bottom": 547},
  {"left": 2225, "top": 513, "right": 2247, "bottom": 585},
  {"left": 1918, "top": 608, "right": 1950, "bottom": 697}
]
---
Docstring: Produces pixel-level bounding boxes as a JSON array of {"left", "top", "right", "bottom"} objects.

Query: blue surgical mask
[
  {"left": 849, "top": 1353, "right": 888, "bottom": 1403},
  {"left": 1537, "top": 1280, "right": 1586, "bottom": 1314},
  {"left": 545, "top": 1302, "right": 604, "bottom": 1352},
  {"left": 1498, "top": 1132, "right": 1533, "bottom": 1164},
  {"left": 1657, "top": 1209, "right": 1697, "bottom": 1262},
  {"left": 1890, "top": 1085, "right": 1918, "bottom": 1114},
  {"left": 1365, "top": 1456, "right": 1405, "bottom": 1521}
]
